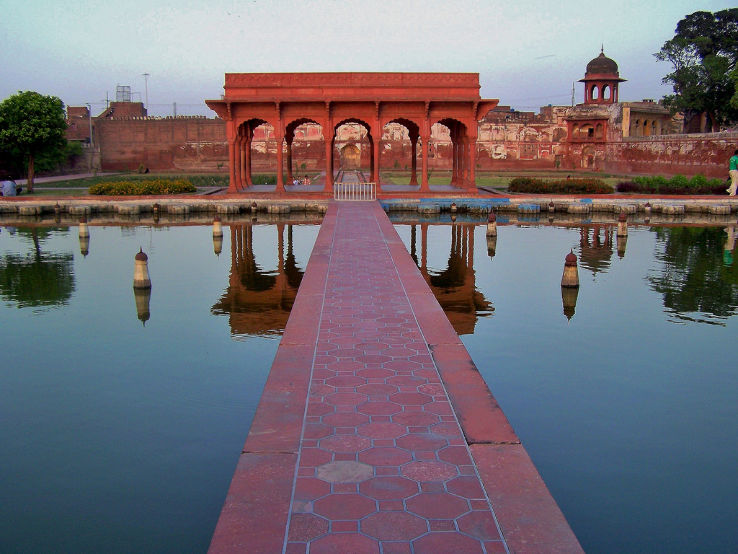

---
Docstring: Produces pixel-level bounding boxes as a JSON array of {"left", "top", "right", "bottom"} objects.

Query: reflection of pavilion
[
  {"left": 212, "top": 224, "right": 304, "bottom": 337},
  {"left": 408, "top": 223, "right": 493, "bottom": 335},
  {"left": 578, "top": 225, "right": 614, "bottom": 275}
]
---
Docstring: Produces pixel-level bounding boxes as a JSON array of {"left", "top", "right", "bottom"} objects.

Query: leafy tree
[
  {"left": 655, "top": 9, "right": 738, "bottom": 131},
  {"left": 0, "top": 91, "right": 67, "bottom": 193}
]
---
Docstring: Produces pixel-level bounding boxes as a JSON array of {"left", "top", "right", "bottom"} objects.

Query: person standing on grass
[{"left": 728, "top": 149, "right": 738, "bottom": 196}]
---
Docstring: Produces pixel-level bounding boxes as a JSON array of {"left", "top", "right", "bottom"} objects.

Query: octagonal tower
[{"left": 579, "top": 49, "right": 626, "bottom": 105}]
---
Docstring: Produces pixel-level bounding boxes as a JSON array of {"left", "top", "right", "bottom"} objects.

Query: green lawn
[
  {"left": 27, "top": 173, "right": 230, "bottom": 190},
  {"left": 24, "top": 188, "right": 90, "bottom": 197},
  {"left": 381, "top": 169, "right": 629, "bottom": 190}
]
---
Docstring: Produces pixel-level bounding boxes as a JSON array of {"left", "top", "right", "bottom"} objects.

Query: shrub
[
  {"left": 689, "top": 174, "right": 708, "bottom": 188},
  {"left": 670, "top": 174, "right": 689, "bottom": 188},
  {"left": 251, "top": 174, "right": 276, "bottom": 185},
  {"left": 508, "top": 177, "right": 612, "bottom": 194},
  {"left": 616, "top": 173, "right": 726, "bottom": 195},
  {"left": 88, "top": 179, "right": 196, "bottom": 195}
]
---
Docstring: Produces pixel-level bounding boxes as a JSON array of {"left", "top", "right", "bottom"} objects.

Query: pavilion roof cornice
[{"left": 208, "top": 97, "right": 490, "bottom": 104}]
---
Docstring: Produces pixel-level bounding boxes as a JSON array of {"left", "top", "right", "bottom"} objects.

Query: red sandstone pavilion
[{"left": 206, "top": 72, "right": 498, "bottom": 194}]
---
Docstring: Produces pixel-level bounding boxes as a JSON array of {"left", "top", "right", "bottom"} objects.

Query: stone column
[
  {"left": 467, "top": 130, "right": 477, "bottom": 190},
  {"left": 372, "top": 130, "right": 381, "bottom": 187},
  {"left": 463, "top": 137, "right": 471, "bottom": 186},
  {"left": 275, "top": 130, "right": 285, "bottom": 193},
  {"left": 451, "top": 134, "right": 459, "bottom": 186},
  {"left": 286, "top": 133, "right": 294, "bottom": 184},
  {"left": 409, "top": 130, "right": 419, "bottom": 186},
  {"left": 420, "top": 133, "right": 430, "bottom": 193},
  {"left": 241, "top": 134, "right": 251, "bottom": 188},
  {"left": 368, "top": 135, "right": 374, "bottom": 180},
  {"left": 245, "top": 127, "right": 253, "bottom": 186},
  {"left": 323, "top": 130, "right": 334, "bottom": 192},
  {"left": 234, "top": 131, "right": 242, "bottom": 191},
  {"left": 227, "top": 120, "right": 237, "bottom": 193}
]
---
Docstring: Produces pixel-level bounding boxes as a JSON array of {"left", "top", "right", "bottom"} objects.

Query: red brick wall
[
  {"left": 96, "top": 117, "right": 228, "bottom": 171},
  {"left": 93, "top": 115, "right": 737, "bottom": 178},
  {"left": 604, "top": 134, "right": 738, "bottom": 178},
  {"left": 66, "top": 106, "right": 91, "bottom": 142}
]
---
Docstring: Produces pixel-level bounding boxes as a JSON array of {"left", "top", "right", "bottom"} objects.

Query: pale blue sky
[{"left": 1, "top": 0, "right": 734, "bottom": 116}]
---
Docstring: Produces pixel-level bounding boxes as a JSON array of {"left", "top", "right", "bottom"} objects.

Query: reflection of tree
[
  {"left": 0, "top": 228, "right": 74, "bottom": 307},
  {"left": 212, "top": 223, "right": 305, "bottom": 337},
  {"left": 648, "top": 227, "right": 738, "bottom": 323}
]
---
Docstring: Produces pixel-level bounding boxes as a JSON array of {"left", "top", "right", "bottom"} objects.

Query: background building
[{"left": 66, "top": 52, "right": 737, "bottom": 179}]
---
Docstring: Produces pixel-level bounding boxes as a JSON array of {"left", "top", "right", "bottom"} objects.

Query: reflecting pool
[
  {"left": 0, "top": 220, "right": 319, "bottom": 552},
  {"left": 392, "top": 217, "right": 738, "bottom": 553},
  {"left": 2, "top": 214, "right": 737, "bottom": 553}
]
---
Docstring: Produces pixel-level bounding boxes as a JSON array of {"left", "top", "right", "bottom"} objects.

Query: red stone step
[{"left": 209, "top": 201, "right": 582, "bottom": 553}]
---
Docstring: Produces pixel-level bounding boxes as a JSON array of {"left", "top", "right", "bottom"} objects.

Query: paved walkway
[{"left": 210, "top": 201, "right": 581, "bottom": 553}]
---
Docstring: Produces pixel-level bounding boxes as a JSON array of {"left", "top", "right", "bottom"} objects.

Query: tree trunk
[
  {"left": 707, "top": 111, "right": 720, "bottom": 133},
  {"left": 27, "top": 154, "right": 35, "bottom": 194}
]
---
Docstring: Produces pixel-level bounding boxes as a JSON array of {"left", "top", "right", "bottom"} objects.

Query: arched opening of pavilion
[
  {"left": 234, "top": 118, "right": 277, "bottom": 191},
  {"left": 340, "top": 144, "right": 361, "bottom": 170},
  {"left": 435, "top": 118, "right": 472, "bottom": 188},
  {"left": 285, "top": 118, "right": 324, "bottom": 186},
  {"left": 334, "top": 119, "right": 371, "bottom": 176},
  {"left": 381, "top": 118, "right": 421, "bottom": 187}
]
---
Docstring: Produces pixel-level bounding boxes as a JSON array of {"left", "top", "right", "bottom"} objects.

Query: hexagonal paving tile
[
  {"left": 357, "top": 422, "right": 406, "bottom": 439},
  {"left": 326, "top": 392, "right": 368, "bottom": 406},
  {"left": 314, "top": 493, "right": 377, "bottom": 520},
  {"left": 390, "top": 392, "right": 433, "bottom": 405},
  {"left": 438, "top": 445, "right": 473, "bottom": 466},
  {"left": 315, "top": 461, "right": 374, "bottom": 483},
  {"left": 359, "top": 476, "right": 419, "bottom": 500},
  {"left": 446, "top": 476, "right": 486, "bottom": 500},
  {"left": 293, "top": 477, "right": 331, "bottom": 502},
  {"left": 309, "top": 533, "right": 380, "bottom": 553},
  {"left": 406, "top": 492, "right": 470, "bottom": 519},
  {"left": 401, "top": 461, "right": 458, "bottom": 482},
  {"left": 319, "top": 435, "right": 372, "bottom": 453},
  {"left": 457, "top": 510, "right": 503, "bottom": 541},
  {"left": 413, "top": 532, "right": 483, "bottom": 553},
  {"left": 360, "top": 511, "right": 428, "bottom": 541},
  {"left": 358, "top": 401, "right": 402, "bottom": 416},
  {"left": 391, "top": 412, "right": 441, "bottom": 427},
  {"left": 321, "top": 411, "right": 370, "bottom": 427},
  {"left": 325, "top": 375, "right": 367, "bottom": 387},
  {"left": 395, "top": 433, "right": 448, "bottom": 452},
  {"left": 358, "top": 447, "right": 413, "bottom": 467},
  {"left": 287, "top": 513, "right": 329, "bottom": 542},
  {"left": 356, "top": 383, "right": 399, "bottom": 396}
]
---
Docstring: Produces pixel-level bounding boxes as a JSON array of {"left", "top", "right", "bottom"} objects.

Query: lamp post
[
  {"left": 85, "top": 103, "right": 93, "bottom": 172},
  {"left": 142, "top": 72, "right": 150, "bottom": 111}
]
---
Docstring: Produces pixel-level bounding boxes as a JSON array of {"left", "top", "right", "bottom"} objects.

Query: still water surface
[
  {"left": 0, "top": 222, "right": 318, "bottom": 552},
  {"left": 1, "top": 217, "right": 737, "bottom": 552},
  {"left": 392, "top": 218, "right": 738, "bottom": 553}
]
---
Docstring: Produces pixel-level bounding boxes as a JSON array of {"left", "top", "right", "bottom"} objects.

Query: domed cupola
[{"left": 579, "top": 48, "right": 626, "bottom": 104}]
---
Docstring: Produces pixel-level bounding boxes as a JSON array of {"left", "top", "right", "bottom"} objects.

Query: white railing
[{"left": 333, "top": 181, "right": 377, "bottom": 201}]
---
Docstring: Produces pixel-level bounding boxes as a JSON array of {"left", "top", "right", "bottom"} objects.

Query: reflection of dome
[{"left": 586, "top": 52, "right": 619, "bottom": 76}]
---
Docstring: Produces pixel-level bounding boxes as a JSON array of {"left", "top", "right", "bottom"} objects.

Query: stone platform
[{"left": 209, "top": 201, "right": 582, "bottom": 553}]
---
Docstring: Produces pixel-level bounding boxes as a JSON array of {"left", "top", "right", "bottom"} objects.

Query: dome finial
[{"left": 601, "top": 43, "right": 604, "bottom": 54}]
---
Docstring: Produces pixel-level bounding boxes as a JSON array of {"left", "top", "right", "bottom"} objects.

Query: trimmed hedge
[
  {"left": 89, "top": 179, "right": 196, "bottom": 195},
  {"left": 616, "top": 174, "right": 726, "bottom": 195},
  {"left": 508, "top": 177, "right": 613, "bottom": 194}
]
